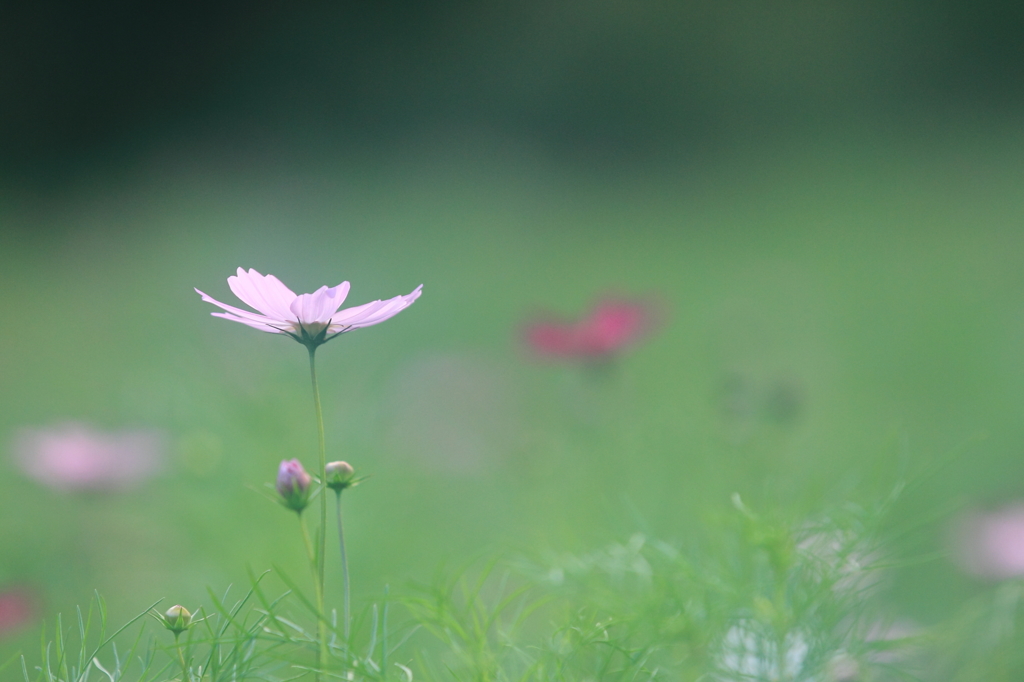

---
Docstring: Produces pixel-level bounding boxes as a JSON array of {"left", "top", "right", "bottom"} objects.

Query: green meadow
[{"left": 2, "top": 122, "right": 1024, "bottom": 675}]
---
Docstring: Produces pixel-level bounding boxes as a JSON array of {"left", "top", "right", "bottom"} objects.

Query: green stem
[
  {"left": 298, "top": 515, "right": 320, "bottom": 600},
  {"left": 174, "top": 634, "right": 188, "bottom": 682},
  {"left": 308, "top": 347, "right": 329, "bottom": 677},
  {"left": 299, "top": 512, "right": 327, "bottom": 678},
  {"left": 381, "top": 585, "right": 389, "bottom": 672},
  {"left": 334, "top": 490, "right": 351, "bottom": 641}
]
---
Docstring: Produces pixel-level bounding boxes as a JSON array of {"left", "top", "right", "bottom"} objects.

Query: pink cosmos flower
[
  {"left": 276, "top": 458, "right": 312, "bottom": 512},
  {"left": 196, "top": 268, "right": 422, "bottom": 348},
  {"left": 524, "top": 298, "right": 656, "bottom": 360},
  {"left": 950, "top": 503, "right": 1024, "bottom": 579},
  {"left": 11, "top": 422, "right": 164, "bottom": 491},
  {"left": 0, "top": 587, "right": 35, "bottom": 637}
]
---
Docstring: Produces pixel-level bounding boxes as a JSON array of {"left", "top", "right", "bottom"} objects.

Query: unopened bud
[
  {"left": 164, "top": 605, "right": 192, "bottom": 634},
  {"left": 276, "top": 459, "right": 312, "bottom": 512},
  {"left": 325, "top": 461, "right": 356, "bottom": 491}
]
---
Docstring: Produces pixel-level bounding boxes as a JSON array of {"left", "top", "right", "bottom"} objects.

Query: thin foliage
[{"left": 19, "top": 488, "right": 1024, "bottom": 680}]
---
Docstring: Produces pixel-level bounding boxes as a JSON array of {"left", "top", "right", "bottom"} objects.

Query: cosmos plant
[{"left": 197, "top": 268, "right": 421, "bottom": 679}]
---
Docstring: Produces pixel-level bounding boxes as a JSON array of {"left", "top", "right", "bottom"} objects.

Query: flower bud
[
  {"left": 276, "top": 459, "right": 312, "bottom": 512},
  {"left": 325, "top": 460, "right": 356, "bottom": 491},
  {"left": 164, "top": 605, "right": 192, "bottom": 634}
]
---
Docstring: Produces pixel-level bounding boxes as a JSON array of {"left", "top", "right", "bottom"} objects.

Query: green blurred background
[{"left": 2, "top": 0, "right": 1024, "bottom": 662}]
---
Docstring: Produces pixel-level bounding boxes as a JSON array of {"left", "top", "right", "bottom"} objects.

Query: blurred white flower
[
  {"left": 718, "top": 621, "right": 809, "bottom": 681},
  {"left": 797, "top": 527, "right": 885, "bottom": 597},
  {"left": 12, "top": 422, "right": 164, "bottom": 491},
  {"left": 196, "top": 268, "right": 422, "bottom": 348},
  {"left": 951, "top": 503, "right": 1024, "bottom": 579},
  {"left": 716, "top": 619, "right": 919, "bottom": 681},
  {"left": 863, "top": 619, "right": 920, "bottom": 664}
]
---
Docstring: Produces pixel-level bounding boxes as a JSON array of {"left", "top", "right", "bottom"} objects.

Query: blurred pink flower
[
  {"left": 950, "top": 503, "right": 1024, "bottom": 579},
  {"left": 12, "top": 423, "right": 164, "bottom": 491},
  {"left": 0, "top": 587, "right": 35, "bottom": 637},
  {"left": 524, "top": 298, "right": 657, "bottom": 360},
  {"left": 276, "top": 458, "right": 312, "bottom": 512},
  {"left": 196, "top": 268, "right": 422, "bottom": 349}
]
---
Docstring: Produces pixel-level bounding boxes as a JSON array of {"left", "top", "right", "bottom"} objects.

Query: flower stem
[
  {"left": 334, "top": 490, "right": 351, "bottom": 641},
  {"left": 173, "top": 633, "right": 188, "bottom": 682},
  {"left": 308, "top": 347, "right": 328, "bottom": 678},
  {"left": 298, "top": 514, "right": 320, "bottom": 597},
  {"left": 299, "top": 512, "right": 327, "bottom": 678}
]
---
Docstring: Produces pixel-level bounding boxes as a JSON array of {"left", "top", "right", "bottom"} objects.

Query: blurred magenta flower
[
  {"left": 276, "top": 459, "right": 312, "bottom": 512},
  {"left": 951, "top": 503, "right": 1024, "bottom": 579},
  {"left": 196, "top": 268, "right": 422, "bottom": 349},
  {"left": 0, "top": 587, "right": 35, "bottom": 637},
  {"left": 12, "top": 423, "right": 164, "bottom": 491},
  {"left": 524, "top": 298, "right": 656, "bottom": 360}
]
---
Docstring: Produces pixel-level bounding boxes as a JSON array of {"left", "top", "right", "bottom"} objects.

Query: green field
[{"left": 2, "top": 122, "right": 1024, "bottom": 673}]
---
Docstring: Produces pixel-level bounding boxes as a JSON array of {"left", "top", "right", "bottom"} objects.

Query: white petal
[
  {"left": 329, "top": 299, "right": 389, "bottom": 326},
  {"left": 328, "top": 285, "right": 422, "bottom": 330},
  {"left": 347, "top": 303, "right": 408, "bottom": 328},
  {"left": 260, "top": 271, "right": 299, "bottom": 302},
  {"left": 228, "top": 268, "right": 298, "bottom": 320},
  {"left": 228, "top": 270, "right": 284, "bottom": 319},
  {"left": 306, "top": 285, "right": 334, "bottom": 322},
  {"left": 211, "top": 312, "right": 286, "bottom": 333},
  {"left": 288, "top": 282, "right": 348, "bottom": 324},
  {"left": 317, "top": 282, "right": 351, "bottom": 316},
  {"left": 195, "top": 288, "right": 288, "bottom": 327},
  {"left": 289, "top": 288, "right": 323, "bottom": 324}
]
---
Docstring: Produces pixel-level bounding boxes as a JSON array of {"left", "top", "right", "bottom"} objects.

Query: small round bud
[
  {"left": 276, "top": 459, "right": 312, "bottom": 512},
  {"left": 164, "top": 605, "right": 192, "bottom": 634},
  {"left": 325, "top": 461, "right": 356, "bottom": 491}
]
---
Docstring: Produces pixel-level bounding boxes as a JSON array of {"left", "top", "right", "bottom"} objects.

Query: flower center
[
  {"left": 297, "top": 321, "right": 329, "bottom": 335},
  {"left": 292, "top": 321, "right": 331, "bottom": 348}
]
